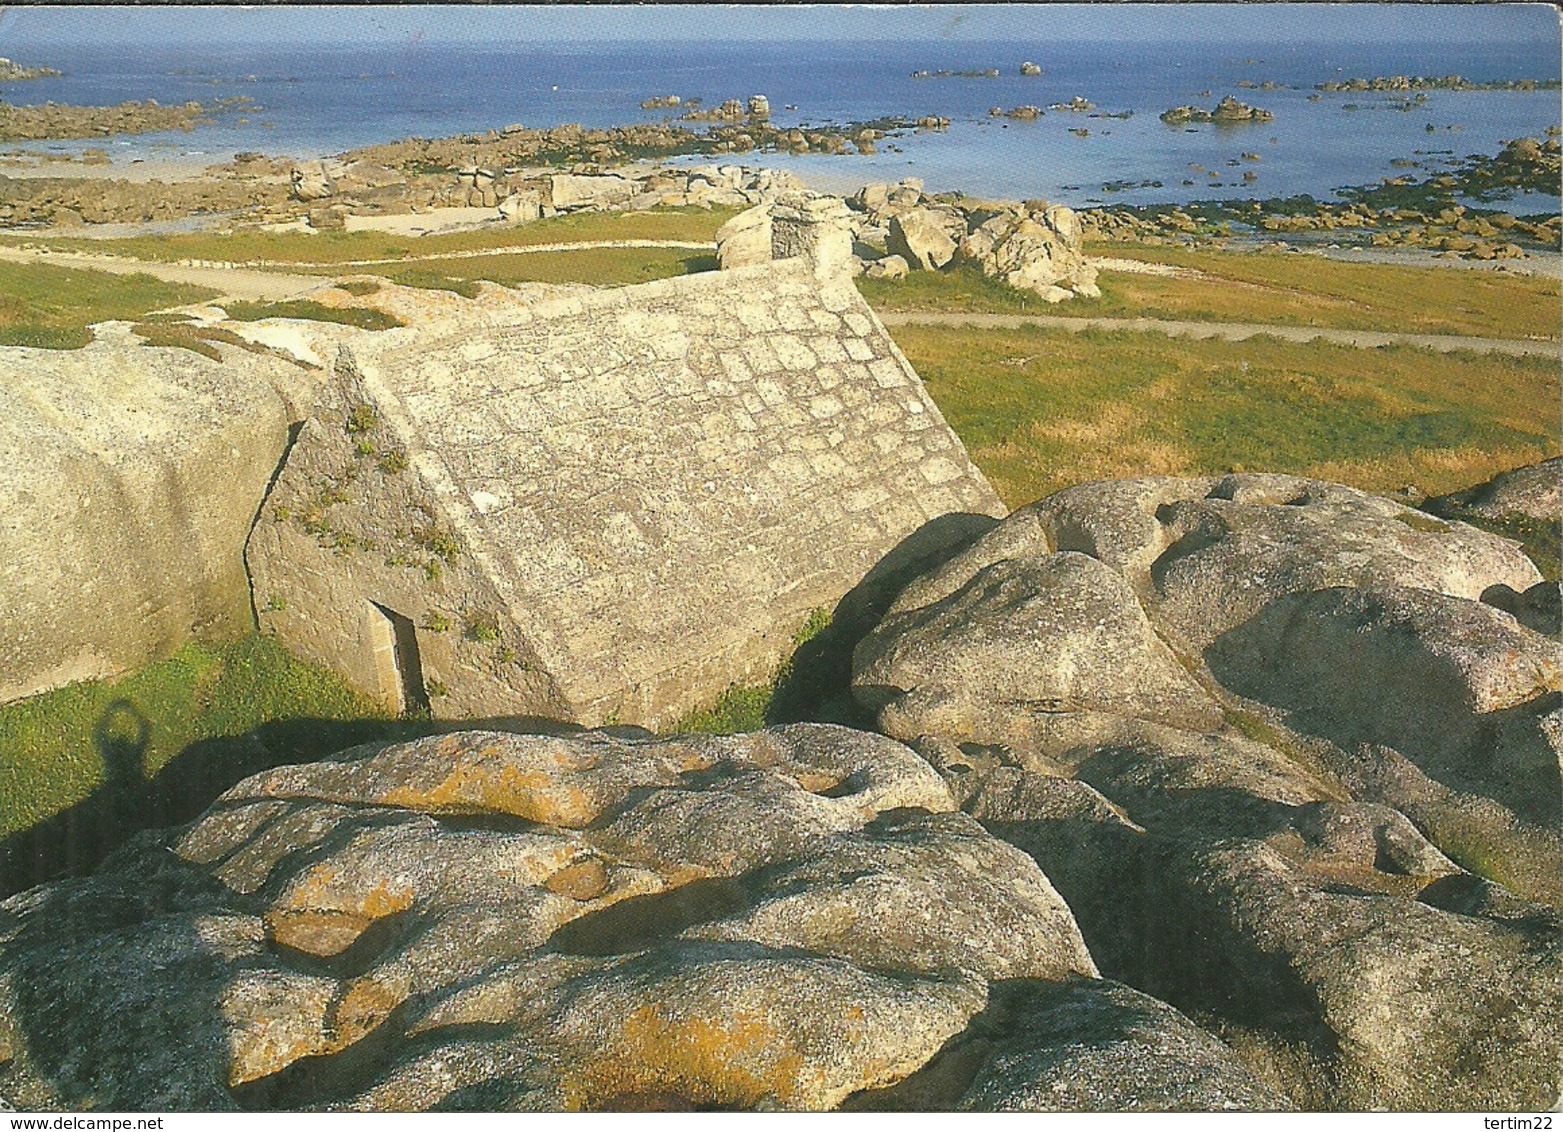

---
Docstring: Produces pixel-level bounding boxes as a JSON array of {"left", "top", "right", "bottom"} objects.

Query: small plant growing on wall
[
  {"left": 345, "top": 403, "right": 379, "bottom": 435},
  {"left": 464, "top": 613, "right": 502, "bottom": 644}
]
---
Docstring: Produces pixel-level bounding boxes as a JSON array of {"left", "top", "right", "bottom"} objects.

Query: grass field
[
  {"left": 892, "top": 322, "right": 1560, "bottom": 510},
  {"left": 343, "top": 247, "right": 717, "bottom": 292},
  {"left": 0, "top": 205, "right": 737, "bottom": 267},
  {"left": 860, "top": 251, "right": 1562, "bottom": 341},
  {"left": 0, "top": 259, "right": 217, "bottom": 347}
]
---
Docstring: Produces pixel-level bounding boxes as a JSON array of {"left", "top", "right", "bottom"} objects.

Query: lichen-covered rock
[
  {"left": 852, "top": 979, "right": 1291, "bottom": 1112},
  {"left": 847, "top": 472, "right": 1562, "bottom": 1109},
  {"left": 854, "top": 552, "right": 1222, "bottom": 756},
  {"left": 0, "top": 725, "right": 1114, "bottom": 1112},
  {"left": 1208, "top": 585, "right": 1563, "bottom": 827},
  {"left": 958, "top": 738, "right": 1563, "bottom": 1111},
  {"left": 1427, "top": 456, "right": 1562, "bottom": 523},
  {"left": 1007, "top": 473, "right": 1541, "bottom": 651}
]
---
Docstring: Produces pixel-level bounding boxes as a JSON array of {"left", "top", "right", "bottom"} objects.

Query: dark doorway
[{"left": 370, "top": 601, "right": 431, "bottom": 715}]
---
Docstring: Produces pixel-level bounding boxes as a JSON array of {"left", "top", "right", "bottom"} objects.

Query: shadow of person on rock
[
  {"left": 0, "top": 699, "right": 154, "bottom": 898},
  {"left": 0, "top": 705, "right": 602, "bottom": 900}
]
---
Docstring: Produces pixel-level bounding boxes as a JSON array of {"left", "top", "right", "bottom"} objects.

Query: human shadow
[
  {"left": 0, "top": 706, "right": 596, "bottom": 900},
  {"left": 1, "top": 512, "right": 998, "bottom": 900}
]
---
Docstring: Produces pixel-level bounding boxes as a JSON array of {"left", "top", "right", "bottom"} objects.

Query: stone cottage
[{"left": 247, "top": 256, "right": 1004, "bottom": 727}]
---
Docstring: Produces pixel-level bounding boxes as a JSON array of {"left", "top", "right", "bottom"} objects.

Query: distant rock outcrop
[
  {"left": 848, "top": 182, "right": 1098, "bottom": 300},
  {"left": 1160, "top": 95, "right": 1274, "bottom": 125}
]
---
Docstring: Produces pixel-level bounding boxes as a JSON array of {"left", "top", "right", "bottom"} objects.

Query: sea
[{"left": 2, "top": 33, "right": 1560, "bottom": 215}]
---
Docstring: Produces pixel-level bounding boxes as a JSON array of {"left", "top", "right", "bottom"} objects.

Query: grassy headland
[
  {"left": 860, "top": 253, "right": 1561, "bottom": 341},
  {"left": 0, "top": 259, "right": 217, "bottom": 347},
  {"left": 889, "top": 322, "right": 1559, "bottom": 509}
]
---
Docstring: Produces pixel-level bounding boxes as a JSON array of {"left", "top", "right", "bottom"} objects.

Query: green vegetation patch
[
  {"left": 222, "top": 298, "right": 404, "bottom": 330},
  {"left": 366, "top": 247, "right": 717, "bottom": 291},
  {"left": 862, "top": 248, "right": 1561, "bottom": 341},
  {"left": 666, "top": 609, "right": 835, "bottom": 736},
  {"left": 0, "top": 635, "right": 390, "bottom": 841},
  {"left": 0, "top": 259, "right": 217, "bottom": 349},
  {"left": 1078, "top": 245, "right": 1561, "bottom": 341},
  {"left": 891, "top": 323, "right": 1560, "bottom": 508},
  {"left": 858, "top": 263, "right": 1049, "bottom": 315}
]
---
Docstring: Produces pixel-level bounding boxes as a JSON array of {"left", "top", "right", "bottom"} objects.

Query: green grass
[
  {"left": 1081, "top": 244, "right": 1562, "bottom": 340},
  {"left": 0, "top": 635, "right": 389, "bottom": 840},
  {"left": 665, "top": 609, "right": 834, "bottom": 736},
  {"left": 860, "top": 252, "right": 1562, "bottom": 341},
  {"left": 0, "top": 206, "right": 737, "bottom": 268},
  {"left": 0, "top": 260, "right": 217, "bottom": 348},
  {"left": 890, "top": 323, "right": 1560, "bottom": 509},
  {"left": 364, "top": 248, "right": 718, "bottom": 291},
  {"left": 221, "top": 298, "right": 404, "bottom": 330}
]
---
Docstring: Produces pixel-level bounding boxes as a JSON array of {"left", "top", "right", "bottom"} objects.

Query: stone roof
[{"left": 250, "top": 258, "right": 1005, "bottom": 726}]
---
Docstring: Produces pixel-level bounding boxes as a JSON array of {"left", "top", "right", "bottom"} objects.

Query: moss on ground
[
  {"left": 221, "top": 298, "right": 404, "bottom": 330},
  {"left": 666, "top": 609, "right": 835, "bottom": 736}
]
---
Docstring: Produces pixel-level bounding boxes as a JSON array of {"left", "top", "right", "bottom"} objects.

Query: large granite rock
[
  {"left": 547, "top": 173, "right": 636, "bottom": 211},
  {"left": 714, "top": 203, "right": 773, "bottom": 270},
  {"left": 1207, "top": 584, "right": 1563, "bottom": 827},
  {"left": 847, "top": 977, "right": 1288, "bottom": 1111},
  {"left": 1426, "top": 457, "right": 1562, "bottom": 523},
  {"left": 1026, "top": 473, "right": 1540, "bottom": 650},
  {"left": 959, "top": 731, "right": 1563, "bottom": 1111},
  {"left": 849, "top": 471, "right": 1562, "bottom": 1109},
  {"left": 856, "top": 551, "right": 1223, "bottom": 759},
  {"left": 887, "top": 209, "right": 957, "bottom": 271},
  {"left": 0, "top": 326, "right": 306, "bottom": 705},
  {"left": 0, "top": 726, "right": 1115, "bottom": 1112}
]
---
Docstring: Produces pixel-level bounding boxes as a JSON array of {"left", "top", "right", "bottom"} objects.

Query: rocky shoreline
[
  {"left": 0, "top": 91, "right": 1555, "bottom": 272},
  {"left": 1083, "top": 133, "right": 1562, "bottom": 260},
  {"left": 0, "top": 97, "right": 244, "bottom": 142},
  {"left": 0, "top": 58, "right": 60, "bottom": 82}
]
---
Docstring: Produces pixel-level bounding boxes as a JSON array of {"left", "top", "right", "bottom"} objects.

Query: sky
[{"left": 0, "top": 2, "right": 1557, "bottom": 49}]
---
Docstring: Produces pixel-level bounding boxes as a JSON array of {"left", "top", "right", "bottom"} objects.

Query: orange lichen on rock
[
  {"left": 265, "top": 868, "right": 416, "bottom": 956},
  {"left": 380, "top": 762, "right": 600, "bottom": 827},
  {"left": 545, "top": 858, "right": 612, "bottom": 901},
  {"left": 332, "top": 976, "right": 407, "bottom": 1048},
  {"left": 567, "top": 1005, "right": 810, "bottom": 1111}
]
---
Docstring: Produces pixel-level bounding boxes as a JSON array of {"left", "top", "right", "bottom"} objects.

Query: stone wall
[
  {"left": 0, "top": 326, "right": 300, "bottom": 704},
  {"left": 250, "top": 259, "right": 1005, "bottom": 726}
]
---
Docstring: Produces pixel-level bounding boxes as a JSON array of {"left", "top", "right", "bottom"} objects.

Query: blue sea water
[{"left": 1, "top": 34, "right": 1559, "bottom": 213}]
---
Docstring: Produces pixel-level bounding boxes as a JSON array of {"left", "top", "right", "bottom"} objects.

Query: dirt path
[{"left": 876, "top": 310, "right": 1561, "bottom": 359}]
